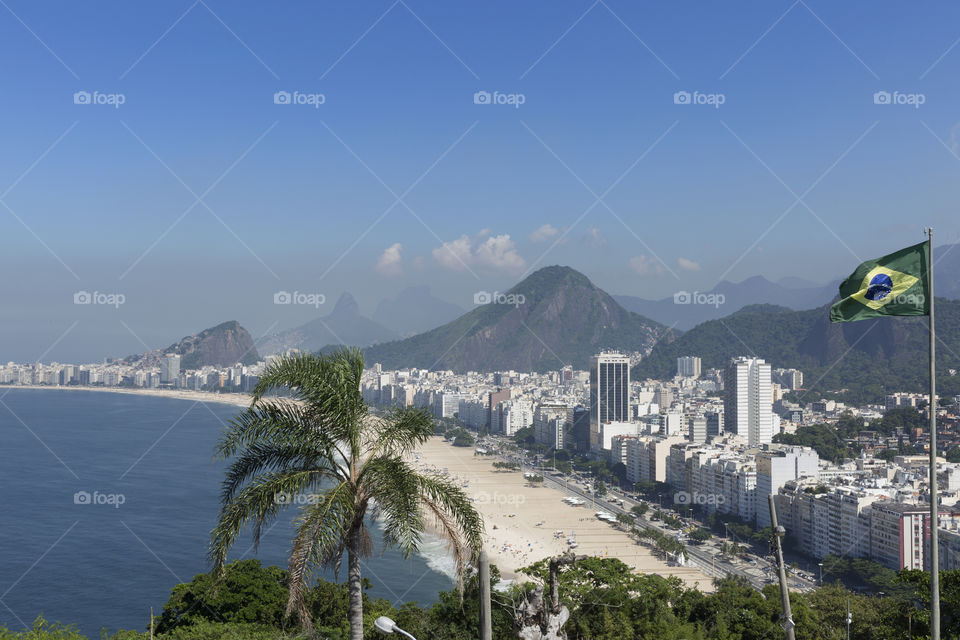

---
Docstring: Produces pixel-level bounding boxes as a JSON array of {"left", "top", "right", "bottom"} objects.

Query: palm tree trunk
[{"left": 348, "top": 530, "right": 364, "bottom": 640}]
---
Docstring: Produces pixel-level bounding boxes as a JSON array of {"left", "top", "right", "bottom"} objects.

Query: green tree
[
  {"left": 595, "top": 481, "right": 608, "bottom": 497},
  {"left": 689, "top": 528, "right": 711, "bottom": 543},
  {"left": 555, "top": 460, "right": 573, "bottom": 474},
  {"left": 452, "top": 433, "right": 475, "bottom": 447},
  {"left": 632, "top": 503, "right": 650, "bottom": 517},
  {"left": 209, "top": 350, "right": 484, "bottom": 639},
  {"left": 156, "top": 560, "right": 288, "bottom": 632}
]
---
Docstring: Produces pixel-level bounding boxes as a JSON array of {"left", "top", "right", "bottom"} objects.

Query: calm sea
[{"left": 0, "top": 389, "right": 453, "bottom": 638}]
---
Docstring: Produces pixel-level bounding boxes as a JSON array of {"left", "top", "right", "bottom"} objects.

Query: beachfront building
[
  {"left": 755, "top": 445, "right": 820, "bottom": 528},
  {"left": 160, "top": 354, "right": 180, "bottom": 386},
  {"left": 492, "top": 399, "right": 534, "bottom": 436},
  {"left": 589, "top": 352, "right": 630, "bottom": 452},
  {"left": 597, "top": 421, "right": 639, "bottom": 452},
  {"left": 624, "top": 435, "right": 687, "bottom": 484},
  {"left": 534, "top": 402, "right": 573, "bottom": 449},
  {"left": 458, "top": 396, "right": 489, "bottom": 430}
]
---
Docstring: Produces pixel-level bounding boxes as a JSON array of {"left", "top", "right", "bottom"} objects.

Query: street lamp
[
  {"left": 374, "top": 616, "right": 417, "bottom": 640},
  {"left": 818, "top": 562, "right": 823, "bottom": 586}
]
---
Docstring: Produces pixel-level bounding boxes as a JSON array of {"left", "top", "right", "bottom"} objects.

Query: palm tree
[{"left": 209, "top": 349, "right": 484, "bottom": 639}]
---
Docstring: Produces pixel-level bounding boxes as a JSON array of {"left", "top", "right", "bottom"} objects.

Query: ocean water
[{"left": 0, "top": 389, "right": 453, "bottom": 638}]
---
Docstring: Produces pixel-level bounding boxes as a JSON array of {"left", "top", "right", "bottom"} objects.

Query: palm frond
[
  {"left": 249, "top": 352, "right": 331, "bottom": 404},
  {"left": 218, "top": 442, "right": 340, "bottom": 505},
  {"left": 367, "top": 407, "right": 434, "bottom": 460},
  {"left": 415, "top": 472, "right": 485, "bottom": 589},
  {"left": 209, "top": 469, "right": 316, "bottom": 575},
  {"left": 217, "top": 400, "right": 345, "bottom": 458},
  {"left": 360, "top": 456, "right": 425, "bottom": 557},
  {"left": 286, "top": 484, "right": 356, "bottom": 627}
]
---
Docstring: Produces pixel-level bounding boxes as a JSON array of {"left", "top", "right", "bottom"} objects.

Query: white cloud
[
  {"left": 677, "top": 257, "right": 701, "bottom": 272},
  {"left": 375, "top": 243, "right": 403, "bottom": 277},
  {"left": 530, "top": 223, "right": 560, "bottom": 243},
  {"left": 629, "top": 255, "right": 665, "bottom": 276},
  {"left": 582, "top": 226, "right": 605, "bottom": 248},
  {"left": 433, "top": 232, "right": 526, "bottom": 272}
]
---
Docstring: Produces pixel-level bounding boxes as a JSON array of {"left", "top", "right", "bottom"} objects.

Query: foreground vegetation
[
  {"left": 7, "top": 557, "right": 960, "bottom": 640},
  {"left": 209, "top": 350, "right": 483, "bottom": 639}
]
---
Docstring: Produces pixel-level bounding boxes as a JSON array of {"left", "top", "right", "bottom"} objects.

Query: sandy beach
[
  {"left": 412, "top": 436, "right": 714, "bottom": 591},
  {"left": 1, "top": 384, "right": 253, "bottom": 408}
]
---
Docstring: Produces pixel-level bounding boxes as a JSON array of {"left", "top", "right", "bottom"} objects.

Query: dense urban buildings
[{"left": 6, "top": 347, "right": 960, "bottom": 575}]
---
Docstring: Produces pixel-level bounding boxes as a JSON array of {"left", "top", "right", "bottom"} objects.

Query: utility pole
[
  {"left": 927, "top": 227, "right": 940, "bottom": 640},
  {"left": 769, "top": 495, "right": 795, "bottom": 640},
  {"left": 479, "top": 550, "right": 492, "bottom": 640}
]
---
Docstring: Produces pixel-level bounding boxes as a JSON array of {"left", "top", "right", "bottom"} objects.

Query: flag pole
[{"left": 928, "top": 226, "right": 940, "bottom": 640}]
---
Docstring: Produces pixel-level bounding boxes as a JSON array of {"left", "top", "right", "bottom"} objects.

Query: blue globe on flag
[{"left": 865, "top": 273, "right": 894, "bottom": 301}]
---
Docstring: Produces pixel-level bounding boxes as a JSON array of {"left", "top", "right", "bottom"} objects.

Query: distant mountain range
[
  {"left": 614, "top": 276, "right": 838, "bottom": 330},
  {"left": 257, "top": 293, "right": 398, "bottom": 356},
  {"left": 362, "top": 266, "right": 674, "bottom": 372},
  {"left": 372, "top": 286, "right": 464, "bottom": 337},
  {"left": 125, "top": 320, "right": 260, "bottom": 369},
  {"left": 615, "top": 243, "right": 960, "bottom": 329},
  {"left": 632, "top": 301, "right": 960, "bottom": 400}
]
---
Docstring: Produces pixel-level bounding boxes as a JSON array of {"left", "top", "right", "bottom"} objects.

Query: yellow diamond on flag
[{"left": 849, "top": 265, "right": 919, "bottom": 310}]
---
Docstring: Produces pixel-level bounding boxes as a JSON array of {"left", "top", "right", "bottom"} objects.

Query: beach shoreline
[
  {"left": 411, "top": 436, "right": 714, "bottom": 591},
  {"left": 0, "top": 384, "right": 252, "bottom": 408}
]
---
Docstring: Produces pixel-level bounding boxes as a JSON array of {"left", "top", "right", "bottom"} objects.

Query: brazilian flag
[{"left": 829, "top": 242, "right": 930, "bottom": 322}]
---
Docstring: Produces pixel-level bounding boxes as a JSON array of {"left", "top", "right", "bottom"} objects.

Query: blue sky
[{"left": 1, "top": 0, "right": 959, "bottom": 362}]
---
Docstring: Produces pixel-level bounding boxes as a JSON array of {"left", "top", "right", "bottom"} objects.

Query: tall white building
[
  {"left": 161, "top": 354, "right": 180, "bottom": 385},
  {"left": 677, "top": 356, "right": 702, "bottom": 378},
  {"left": 589, "top": 352, "right": 631, "bottom": 452},
  {"left": 724, "top": 357, "right": 773, "bottom": 445}
]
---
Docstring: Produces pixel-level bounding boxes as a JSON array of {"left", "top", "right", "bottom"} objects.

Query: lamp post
[
  {"left": 374, "top": 616, "right": 417, "bottom": 640},
  {"left": 818, "top": 562, "right": 823, "bottom": 586},
  {"left": 845, "top": 598, "right": 852, "bottom": 640}
]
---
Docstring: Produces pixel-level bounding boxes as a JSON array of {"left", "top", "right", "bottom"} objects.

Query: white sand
[
  {"left": 412, "top": 436, "right": 714, "bottom": 591},
  {"left": 2, "top": 384, "right": 252, "bottom": 408}
]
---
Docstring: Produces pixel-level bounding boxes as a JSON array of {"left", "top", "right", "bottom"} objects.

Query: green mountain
[
  {"left": 633, "top": 299, "right": 960, "bottom": 401},
  {"left": 163, "top": 320, "right": 260, "bottom": 369},
  {"left": 362, "top": 266, "right": 674, "bottom": 372}
]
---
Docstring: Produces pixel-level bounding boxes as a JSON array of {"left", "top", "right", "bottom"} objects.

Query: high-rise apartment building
[
  {"left": 677, "top": 356, "right": 702, "bottom": 378},
  {"left": 724, "top": 357, "right": 773, "bottom": 445},
  {"left": 161, "top": 354, "right": 181, "bottom": 386},
  {"left": 589, "top": 352, "right": 630, "bottom": 452}
]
